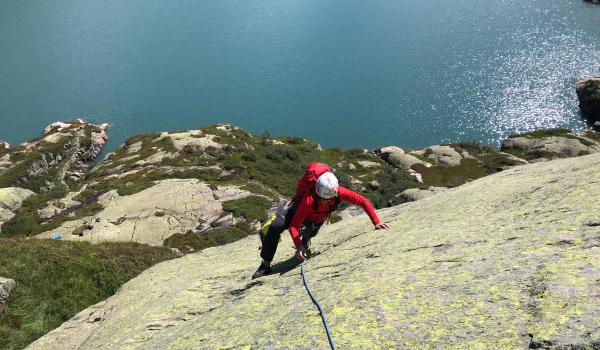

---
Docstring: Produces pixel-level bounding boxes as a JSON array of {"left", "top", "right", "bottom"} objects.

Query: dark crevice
[
  {"left": 228, "top": 280, "right": 264, "bottom": 297},
  {"left": 186, "top": 305, "right": 224, "bottom": 317},
  {"left": 527, "top": 335, "right": 600, "bottom": 349},
  {"left": 546, "top": 239, "right": 577, "bottom": 247}
]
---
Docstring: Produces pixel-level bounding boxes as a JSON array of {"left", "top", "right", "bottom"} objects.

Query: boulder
[
  {"left": 501, "top": 135, "right": 600, "bottom": 161},
  {"left": 396, "top": 186, "right": 448, "bottom": 203},
  {"left": 357, "top": 160, "right": 380, "bottom": 168},
  {"left": 375, "top": 145, "right": 405, "bottom": 157},
  {"left": 367, "top": 180, "right": 380, "bottom": 190},
  {"left": 384, "top": 153, "right": 431, "bottom": 170},
  {"left": 0, "top": 187, "right": 35, "bottom": 211},
  {"left": 156, "top": 131, "right": 221, "bottom": 151},
  {"left": 126, "top": 142, "right": 143, "bottom": 154},
  {"left": 425, "top": 145, "right": 464, "bottom": 167},
  {"left": 576, "top": 78, "right": 600, "bottom": 123},
  {"left": 0, "top": 277, "right": 16, "bottom": 307}
]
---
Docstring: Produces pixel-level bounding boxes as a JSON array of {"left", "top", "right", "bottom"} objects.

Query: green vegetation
[
  {"left": 240, "top": 183, "right": 278, "bottom": 199},
  {"left": 0, "top": 239, "right": 177, "bottom": 350},
  {"left": 366, "top": 168, "right": 420, "bottom": 207},
  {"left": 500, "top": 147, "right": 527, "bottom": 160},
  {"left": 163, "top": 226, "right": 249, "bottom": 253},
  {"left": 413, "top": 159, "right": 489, "bottom": 188},
  {"left": 221, "top": 196, "right": 272, "bottom": 223}
]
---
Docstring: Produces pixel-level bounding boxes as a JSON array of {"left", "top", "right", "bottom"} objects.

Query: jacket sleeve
[
  {"left": 337, "top": 187, "right": 381, "bottom": 226},
  {"left": 289, "top": 195, "right": 312, "bottom": 248}
]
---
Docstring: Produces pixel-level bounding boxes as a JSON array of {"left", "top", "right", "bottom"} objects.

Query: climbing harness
[{"left": 301, "top": 260, "right": 337, "bottom": 350}]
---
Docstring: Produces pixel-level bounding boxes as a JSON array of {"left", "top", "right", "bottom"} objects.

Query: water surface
[{"left": 1, "top": 0, "right": 599, "bottom": 151}]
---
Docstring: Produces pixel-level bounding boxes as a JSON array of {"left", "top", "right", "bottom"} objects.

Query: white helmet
[{"left": 315, "top": 172, "right": 339, "bottom": 199}]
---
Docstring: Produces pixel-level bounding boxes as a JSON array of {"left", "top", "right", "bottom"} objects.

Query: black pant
[{"left": 260, "top": 202, "right": 322, "bottom": 262}]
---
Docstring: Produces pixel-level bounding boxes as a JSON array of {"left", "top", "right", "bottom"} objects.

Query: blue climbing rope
[{"left": 301, "top": 260, "right": 337, "bottom": 350}]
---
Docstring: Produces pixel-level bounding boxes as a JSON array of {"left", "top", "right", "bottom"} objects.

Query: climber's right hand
[{"left": 295, "top": 246, "right": 308, "bottom": 262}]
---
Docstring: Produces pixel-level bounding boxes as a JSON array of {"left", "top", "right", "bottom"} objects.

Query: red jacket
[{"left": 289, "top": 186, "right": 381, "bottom": 248}]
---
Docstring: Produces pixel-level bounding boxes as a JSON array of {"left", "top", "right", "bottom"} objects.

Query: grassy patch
[
  {"left": 221, "top": 196, "right": 272, "bottom": 222},
  {"left": 413, "top": 158, "right": 489, "bottom": 188},
  {"left": 1, "top": 194, "right": 103, "bottom": 237},
  {"left": 365, "top": 168, "right": 420, "bottom": 207},
  {"left": 240, "top": 183, "right": 278, "bottom": 199},
  {"left": 329, "top": 214, "right": 343, "bottom": 224},
  {"left": 0, "top": 239, "right": 177, "bottom": 350},
  {"left": 163, "top": 226, "right": 249, "bottom": 253},
  {"left": 0, "top": 143, "right": 10, "bottom": 158},
  {"left": 501, "top": 147, "right": 527, "bottom": 160},
  {"left": 478, "top": 152, "right": 526, "bottom": 172}
]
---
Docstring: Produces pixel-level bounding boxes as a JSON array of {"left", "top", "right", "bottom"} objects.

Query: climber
[{"left": 252, "top": 162, "right": 390, "bottom": 279}]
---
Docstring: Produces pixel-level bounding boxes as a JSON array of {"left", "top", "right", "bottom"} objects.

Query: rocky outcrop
[
  {"left": 0, "top": 187, "right": 35, "bottom": 229},
  {"left": 501, "top": 132, "right": 600, "bottom": 162},
  {"left": 0, "top": 277, "right": 16, "bottom": 308},
  {"left": 576, "top": 78, "right": 600, "bottom": 123},
  {"left": 27, "top": 153, "right": 600, "bottom": 349},
  {"left": 0, "top": 120, "right": 108, "bottom": 192},
  {"left": 34, "top": 179, "right": 261, "bottom": 246}
]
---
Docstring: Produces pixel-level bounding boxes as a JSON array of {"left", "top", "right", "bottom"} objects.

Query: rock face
[
  {"left": 0, "top": 120, "right": 108, "bottom": 192},
  {"left": 0, "top": 277, "right": 16, "bottom": 308},
  {"left": 35, "top": 179, "right": 256, "bottom": 246},
  {"left": 576, "top": 78, "right": 600, "bottom": 123},
  {"left": 27, "top": 153, "right": 600, "bottom": 349}
]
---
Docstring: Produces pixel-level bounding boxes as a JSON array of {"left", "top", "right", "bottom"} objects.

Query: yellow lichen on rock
[{"left": 27, "top": 154, "right": 600, "bottom": 349}]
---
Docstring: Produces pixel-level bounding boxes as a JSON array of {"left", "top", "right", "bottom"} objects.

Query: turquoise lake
[{"left": 1, "top": 0, "right": 599, "bottom": 151}]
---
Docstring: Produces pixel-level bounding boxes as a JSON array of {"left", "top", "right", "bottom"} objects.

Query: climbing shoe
[{"left": 251, "top": 262, "right": 271, "bottom": 279}]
